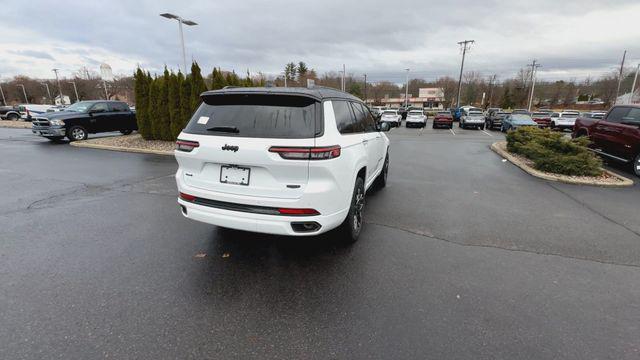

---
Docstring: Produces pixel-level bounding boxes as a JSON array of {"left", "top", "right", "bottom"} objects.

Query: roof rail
[{"left": 222, "top": 86, "right": 241, "bottom": 89}]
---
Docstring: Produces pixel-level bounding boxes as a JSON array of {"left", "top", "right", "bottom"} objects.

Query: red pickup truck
[{"left": 573, "top": 105, "right": 640, "bottom": 176}]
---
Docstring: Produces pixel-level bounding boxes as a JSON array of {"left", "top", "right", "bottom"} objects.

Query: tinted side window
[
  {"left": 110, "top": 102, "right": 129, "bottom": 112},
  {"left": 360, "top": 104, "right": 378, "bottom": 132},
  {"left": 350, "top": 102, "right": 367, "bottom": 133},
  {"left": 91, "top": 103, "right": 109, "bottom": 113},
  {"left": 332, "top": 100, "right": 356, "bottom": 134},
  {"left": 605, "top": 107, "right": 630, "bottom": 123},
  {"left": 625, "top": 108, "right": 640, "bottom": 121}
]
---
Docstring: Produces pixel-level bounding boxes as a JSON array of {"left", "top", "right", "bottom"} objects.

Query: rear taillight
[
  {"left": 269, "top": 145, "right": 341, "bottom": 160},
  {"left": 277, "top": 208, "right": 320, "bottom": 216},
  {"left": 179, "top": 192, "right": 196, "bottom": 201},
  {"left": 176, "top": 139, "right": 199, "bottom": 152}
]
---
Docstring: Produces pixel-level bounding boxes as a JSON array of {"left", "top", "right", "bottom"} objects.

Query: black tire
[
  {"left": 432, "top": 124, "right": 436, "bottom": 129},
  {"left": 633, "top": 153, "right": 640, "bottom": 177},
  {"left": 7, "top": 113, "right": 19, "bottom": 121},
  {"left": 338, "top": 177, "right": 365, "bottom": 243},
  {"left": 376, "top": 153, "right": 389, "bottom": 188},
  {"left": 480, "top": 124, "right": 485, "bottom": 130},
  {"left": 67, "top": 126, "right": 88, "bottom": 141},
  {"left": 120, "top": 129, "right": 133, "bottom": 135},
  {"left": 549, "top": 122, "right": 556, "bottom": 131},
  {"left": 449, "top": 124, "right": 453, "bottom": 129}
]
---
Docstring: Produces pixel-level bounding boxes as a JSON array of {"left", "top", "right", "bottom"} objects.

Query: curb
[
  {"left": 0, "top": 121, "right": 31, "bottom": 129},
  {"left": 490, "top": 141, "right": 634, "bottom": 187},
  {"left": 70, "top": 141, "right": 173, "bottom": 156}
]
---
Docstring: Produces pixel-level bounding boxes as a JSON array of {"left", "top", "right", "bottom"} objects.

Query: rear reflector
[
  {"left": 179, "top": 192, "right": 196, "bottom": 201},
  {"left": 176, "top": 139, "right": 199, "bottom": 152},
  {"left": 277, "top": 208, "right": 320, "bottom": 216},
  {"left": 269, "top": 145, "right": 341, "bottom": 160}
]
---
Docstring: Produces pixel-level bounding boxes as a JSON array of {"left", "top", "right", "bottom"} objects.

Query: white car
[
  {"left": 549, "top": 111, "right": 580, "bottom": 130},
  {"left": 405, "top": 110, "right": 426, "bottom": 128},
  {"left": 17, "top": 104, "right": 57, "bottom": 120},
  {"left": 175, "top": 87, "right": 391, "bottom": 242},
  {"left": 460, "top": 110, "right": 485, "bottom": 129},
  {"left": 380, "top": 110, "right": 401, "bottom": 127}
]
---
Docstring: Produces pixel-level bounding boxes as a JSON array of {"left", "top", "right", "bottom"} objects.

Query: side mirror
[{"left": 379, "top": 122, "right": 390, "bottom": 132}]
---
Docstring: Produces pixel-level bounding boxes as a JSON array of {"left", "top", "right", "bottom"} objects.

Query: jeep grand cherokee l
[{"left": 175, "top": 87, "right": 391, "bottom": 242}]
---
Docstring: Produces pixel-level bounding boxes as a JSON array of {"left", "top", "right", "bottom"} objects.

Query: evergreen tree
[
  {"left": 501, "top": 87, "right": 515, "bottom": 109},
  {"left": 170, "top": 72, "right": 186, "bottom": 139},
  {"left": 158, "top": 68, "right": 172, "bottom": 140},
  {"left": 148, "top": 76, "right": 161, "bottom": 140},
  {"left": 167, "top": 71, "right": 181, "bottom": 140},
  {"left": 210, "top": 67, "right": 227, "bottom": 90},
  {"left": 133, "top": 68, "right": 150, "bottom": 139},
  {"left": 180, "top": 74, "right": 193, "bottom": 136},
  {"left": 190, "top": 62, "right": 207, "bottom": 111},
  {"left": 244, "top": 70, "right": 253, "bottom": 87}
]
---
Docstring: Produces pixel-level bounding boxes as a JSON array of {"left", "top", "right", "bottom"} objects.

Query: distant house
[
  {"left": 54, "top": 95, "right": 71, "bottom": 106},
  {"left": 616, "top": 91, "right": 640, "bottom": 104}
]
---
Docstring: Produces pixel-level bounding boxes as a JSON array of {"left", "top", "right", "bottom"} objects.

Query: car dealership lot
[{"left": 1, "top": 126, "right": 639, "bottom": 359}]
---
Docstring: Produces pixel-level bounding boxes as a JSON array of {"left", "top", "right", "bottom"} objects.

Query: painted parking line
[
  {"left": 481, "top": 130, "right": 493, "bottom": 137},
  {"left": 449, "top": 128, "right": 456, "bottom": 135}
]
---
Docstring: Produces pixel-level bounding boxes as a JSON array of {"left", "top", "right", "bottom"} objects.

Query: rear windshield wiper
[{"left": 206, "top": 126, "right": 239, "bottom": 133}]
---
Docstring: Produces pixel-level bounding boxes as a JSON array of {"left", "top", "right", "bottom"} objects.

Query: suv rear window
[{"left": 184, "top": 94, "right": 320, "bottom": 138}]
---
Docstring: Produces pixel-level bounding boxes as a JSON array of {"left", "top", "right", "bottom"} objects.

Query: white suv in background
[
  {"left": 175, "top": 87, "right": 391, "bottom": 242},
  {"left": 549, "top": 111, "right": 580, "bottom": 130},
  {"left": 405, "top": 110, "right": 427, "bottom": 128}
]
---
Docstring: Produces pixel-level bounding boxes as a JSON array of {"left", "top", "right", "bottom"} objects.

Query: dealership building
[{"left": 370, "top": 88, "right": 446, "bottom": 109}]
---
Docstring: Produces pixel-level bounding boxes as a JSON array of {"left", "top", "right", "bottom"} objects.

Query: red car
[
  {"left": 531, "top": 111, "right": 552, "bottom": 128},
  {"left": 573, "top": 105, "right": 640, "bottom": 176},
  {"left": 433, "top": 111, "right": 453, "bottom": 129}
]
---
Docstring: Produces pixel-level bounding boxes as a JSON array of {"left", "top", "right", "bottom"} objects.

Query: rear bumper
[{"left": 178, "top": 197, "right": 348, "bottom": 236}]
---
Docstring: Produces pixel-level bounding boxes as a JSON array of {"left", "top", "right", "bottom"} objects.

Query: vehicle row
[{"left": 378, "top": 109, "right": 454, "bottom": 129}]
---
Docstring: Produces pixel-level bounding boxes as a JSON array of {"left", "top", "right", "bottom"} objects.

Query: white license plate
[{"left": 220, "top": 165, "right": 250, "bottom": 186}]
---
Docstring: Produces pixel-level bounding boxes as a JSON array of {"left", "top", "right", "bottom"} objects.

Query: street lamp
[
  {"left": 41, "top": 82, "right": 53, "bottom": 104},
  {"left": 160, "top": 13, "right": 198, "bottom": 74},
  {"left": 404, "top": 68, "right": 410, "bottom": 108},
  {"left": 68, "top": 81, "right": 80, "bottom": 102},
  {"left": 17, "top": 84, "right": 28, "bottom": 103}
]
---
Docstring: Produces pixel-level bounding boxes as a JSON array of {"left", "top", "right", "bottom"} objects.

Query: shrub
[{"left": 505, "top": 127, "right": 602, "bottom": 176}]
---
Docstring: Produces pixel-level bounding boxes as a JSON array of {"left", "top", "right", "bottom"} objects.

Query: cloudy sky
[{"left": 1, "top": 0, "right": 639, "bottom": 83}]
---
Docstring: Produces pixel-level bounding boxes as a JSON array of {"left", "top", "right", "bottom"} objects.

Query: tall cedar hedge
[{"left": 133, "top": 62, "right": 260, "bottom": 141}]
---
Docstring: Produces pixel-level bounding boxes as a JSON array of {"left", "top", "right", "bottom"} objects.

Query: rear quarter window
[{"left": 183, "top": 94, "right": 321, "bottom": 139}]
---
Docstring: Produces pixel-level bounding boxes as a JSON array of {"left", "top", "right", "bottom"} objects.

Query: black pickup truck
[
  {"left": 31, "top": 100, "right": 137, "bottom": 142},
  {"left": 0, "top": 105, "right": 21, "bottom": 120}
]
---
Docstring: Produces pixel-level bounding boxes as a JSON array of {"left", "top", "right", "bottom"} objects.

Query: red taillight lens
[
  {"left": 277, "top": 208, "right": 320, "bottom": 216},
  {"left": 179, "top": 192, "right": 196, "bottom": 201},
  {"left": 269, "top": 145, "right": 341, "bottom": 160},
  {"left": 176, "top": 139, "right": 199, "bottom": 152}
]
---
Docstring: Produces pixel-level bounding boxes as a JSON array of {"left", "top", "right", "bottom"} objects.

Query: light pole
[
  {"left": 614, "top": 50, "right": 626, "bottom": 105},
  {"left": 527, "top": 60, "right": 541, "bottom": 112},
  {"left": 17, "top": 84, "right": 28, "bottom": 103},
  {"left": 42, "top": 83, "right": 53, "bottom": 104},
  {"left": 52, "top": 68, "right": 63, "bottom": 105},
  {"left": 0, "top": 80, "right": 6, "bottom": 106},
  {"left": 160, "top": 13, "right": 198, "bottom": 74},
  {"left": 68, "top": 81, "right": 80, "bottom": 102},
  {"left": 456, "top": 40, "right": 475, "bottom": 109},
  {"left": 404, "top": 68, "right": 410, "bottom": 108},
  {"left": 630, "top": 63, "right": 640, "bottom": 104}
]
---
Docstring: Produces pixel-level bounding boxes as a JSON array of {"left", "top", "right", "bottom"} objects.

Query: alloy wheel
[
  {"left": 72, "top": 128, "right": 85, "bottom": 140},
  {"left": 353, "top": 187, "right": 365, "bottom": 232}
]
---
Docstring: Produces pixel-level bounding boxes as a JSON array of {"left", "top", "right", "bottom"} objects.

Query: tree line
[{"left": 133, "top": 62, "right": 266, "bottom": 141}]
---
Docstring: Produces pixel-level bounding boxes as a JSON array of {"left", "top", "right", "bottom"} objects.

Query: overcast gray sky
[{"left": 1, "top": 0, "right": 639, "bottom": 82}]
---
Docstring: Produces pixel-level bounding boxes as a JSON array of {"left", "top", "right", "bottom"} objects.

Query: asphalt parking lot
[{"left": 1, "top": 124, "right": 639, "bottom": 359}]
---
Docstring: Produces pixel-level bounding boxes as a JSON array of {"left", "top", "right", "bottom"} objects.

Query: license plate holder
[{"left": 220, "top": 165, "right": 250, "bottom": 186}]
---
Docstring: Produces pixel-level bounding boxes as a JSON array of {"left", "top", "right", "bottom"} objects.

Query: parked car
[
  {"left": 0, "top": 105, "right": 21, "bottom": 120},
  {"left": 512, "top": 109, "right": 530, "bottom": 115},
  {"left": 380, "top": 110, "right": 402, "bottom": 127},
  {"left": 485, "top": 110, "right": 509, "bottom": 130},
  {"left": 405, "top": 110, "right": 426, "bottom": 128},
  {"left": 31, "top": 100, "right": 137, "bottom": 142},
  {"left": 17, "top": 104, "right": 56, "bottom": 120},
  {"left": 549, "top": 111, "right": 580, "bottom": 130},
  {"left": 370, "top": 106, "right": 385, "bottom": 119},
  {"left": 531, "top": 111, "right": 553, "bottom": 128},
  {"left": 573, "top": 105, "right": 640, "bottom": 176},
  {"left": 433, "top": 111, "right": 453, "bottom": 129},
  {"left": 175, "top": 87, "right": 391, "bottom": 242},
  {"left": 501, "top": 114, "right": 539, "bottom": 132},
  {"left": 460, "top": 110, "right": 485, "bottom": 129},
  {"left": 580, "top": 111, "right": 607, "bottom": 119},
  {"left": 485, "top": 107, "right": 502, "bottom": 120}
]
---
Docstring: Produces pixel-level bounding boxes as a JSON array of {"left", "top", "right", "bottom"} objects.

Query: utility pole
[
  {"left": 52, "top": 68, "right": 63, "bottom": 105},
  {"left": 488, "top": 74, "right": 497, "bottom": 108},
  {"left": 614, "top": 50, "right": 626, "bottom": 105},
  {"left": 0, "top": 81, "right": 6, "bottom": 106},
  {"left": 342, "top": 64, "right": 346, "bottom": 92},
  {"left": 68, "top": 81, "right": 80, "bottom": 102},
  {"left": 17, "top": 84, "right": 28, "bottom": 103},
  {"left": 527, "top": 60, "right": 542, "bottom": 112},
  {"left": 42, "top": 83, "right": 53, "bottom": 104},
  {"left": 456, "top": 40, "right": 475, "bottom": 109},
  {"left": 404, "top": 68, "right": 410, "bottom": 108},
  {"left": 630, "top": 63, "right": 640, "bottom": 105},
  {"left": 363, "top": 74, "right": 367, "bottom": 102}
]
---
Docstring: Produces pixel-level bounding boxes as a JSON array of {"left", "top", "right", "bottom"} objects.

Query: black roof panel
[{"left": 201, "top": 86, "right": 362, "bottom": 102}]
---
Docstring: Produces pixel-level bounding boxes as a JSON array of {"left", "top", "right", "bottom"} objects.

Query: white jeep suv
[{"left": 175, "top": 87, "right": 391, "bottom": 242}]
